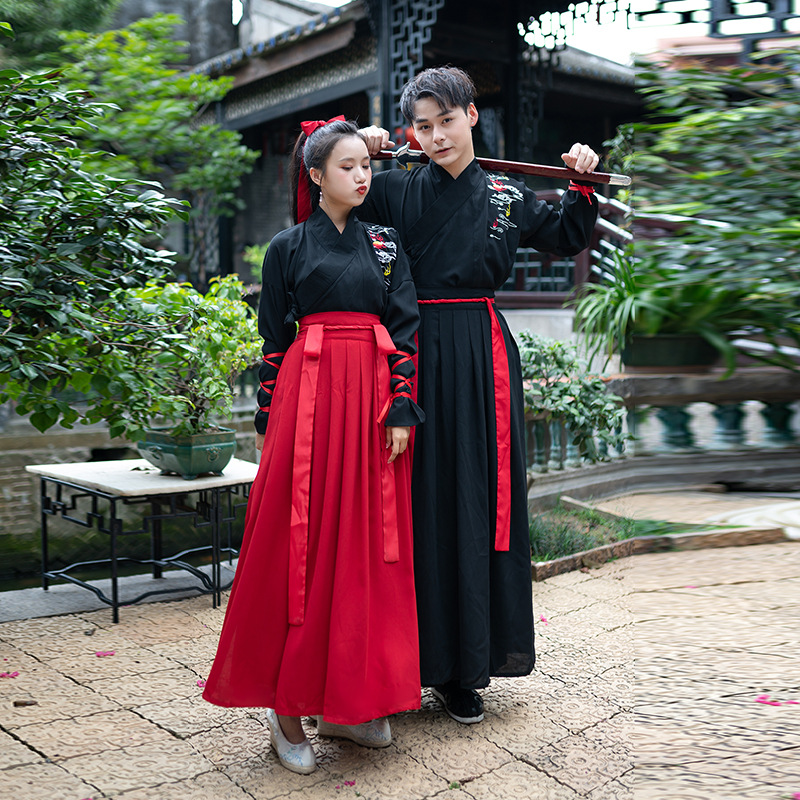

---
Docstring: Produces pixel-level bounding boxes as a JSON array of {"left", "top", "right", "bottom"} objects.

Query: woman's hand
[
  {"left": 561, "top": 143, "right": 599, "bottom": 174},
  {"left": 359, "top": 125, "right": 394, "bottom": 156},
  {"left": 385, "top": 426, "right": 410, "bottom": 463},
  {"left": 255, "top": 432, "right": 265, "bottom": 452}
]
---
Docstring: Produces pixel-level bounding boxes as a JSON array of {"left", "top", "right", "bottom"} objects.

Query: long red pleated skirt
[{"left": 203, "top": 312, "right": 421, "bottom": 724}]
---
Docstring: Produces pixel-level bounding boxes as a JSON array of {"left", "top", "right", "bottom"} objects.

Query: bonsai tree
[{"left": 74, "top": 275, "right": 263, "bottom": 441}]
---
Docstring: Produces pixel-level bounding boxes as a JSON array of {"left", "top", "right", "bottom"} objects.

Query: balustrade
[{"left": 526, "top": 368, "right": 800, "bottom": 477}]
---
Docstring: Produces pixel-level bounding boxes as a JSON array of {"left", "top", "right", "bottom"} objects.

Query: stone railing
[{"left": 526, "top": 367, "right": 800, "bottom": 506}]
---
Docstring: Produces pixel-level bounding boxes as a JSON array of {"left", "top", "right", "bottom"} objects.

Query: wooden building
[{"left": 190, "top": 0, "right": 639, "bottom": 290}]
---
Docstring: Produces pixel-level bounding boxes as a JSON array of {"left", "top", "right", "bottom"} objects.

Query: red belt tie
[
  {"left": 288, "top": 313, "right": 401, "bottom": 626},
  {"left": 417, "top": 297, "right": 511, "bottom": 552}
]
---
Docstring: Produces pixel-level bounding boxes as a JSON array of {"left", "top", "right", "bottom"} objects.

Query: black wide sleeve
[
  {"left": 518, "top": 184, "right": 598, "bottom": 256},
  {"left": 381, "top": 235, "right": 425, "bottom": 428},
  {"left": 254, "top": 235, "right": 297, "bottom": 434}
]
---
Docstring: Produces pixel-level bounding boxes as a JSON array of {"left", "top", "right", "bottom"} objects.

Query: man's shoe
[
  {"left": 265, "top": 709, "right": 317, "bottom": 774},
  {"left": 430, "top": 682, "right": 484, "bottom": 724},
  {"left": 315, "top": 716, "right": 392, "bottom": 748}
]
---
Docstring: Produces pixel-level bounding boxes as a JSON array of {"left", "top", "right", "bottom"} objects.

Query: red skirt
[{"left": 203, "top": 312, "right": 421, "bottom": 724}]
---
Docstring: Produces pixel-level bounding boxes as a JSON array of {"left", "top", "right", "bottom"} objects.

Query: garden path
[{"left": 1, "top": 535, "right": 798, "bottom": 799}]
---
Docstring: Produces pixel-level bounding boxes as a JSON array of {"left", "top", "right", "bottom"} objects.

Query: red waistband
[{"left": 298, "top": 311, "right": 381, "bottom": 329}]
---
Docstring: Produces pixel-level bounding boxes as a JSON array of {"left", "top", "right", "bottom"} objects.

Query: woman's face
[{"left": 311, "top": 135, "right": 372, "bottom": 213}]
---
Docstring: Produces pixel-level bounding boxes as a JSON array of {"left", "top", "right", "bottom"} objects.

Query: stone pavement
[{"left": 1, "top": 540, "right": 798, "bottom": 800}]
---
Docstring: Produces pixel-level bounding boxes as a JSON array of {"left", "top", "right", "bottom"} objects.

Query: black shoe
[{"left": 430, "top": 682, "right": 484, "bottom": 724}]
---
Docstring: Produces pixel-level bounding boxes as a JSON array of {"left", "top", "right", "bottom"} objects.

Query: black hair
[
  {"left": 288, "top": 119, "right": 365, "bottom": 223},
  {"left": 400, "top": 66, "right": 476, "bottom": 124}
]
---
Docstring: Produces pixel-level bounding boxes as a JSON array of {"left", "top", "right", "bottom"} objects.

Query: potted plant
[
  {"left": 77, "top": 275, "right": 262, "bottom": 478},
  {"left": 570, "top": 240, "right": 800, "bottom": 375},
  {"left": 516, "top": 331, "right": 628, "bottom": 460}
]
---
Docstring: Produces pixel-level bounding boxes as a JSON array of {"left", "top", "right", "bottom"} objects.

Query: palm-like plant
[{"left": 572, "top": 241, "right": 800, "bottom": 374}]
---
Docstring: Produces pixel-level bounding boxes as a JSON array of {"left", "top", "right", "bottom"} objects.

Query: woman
[{"left": 203, "top": 118, "right": 424, "bottom": 774}]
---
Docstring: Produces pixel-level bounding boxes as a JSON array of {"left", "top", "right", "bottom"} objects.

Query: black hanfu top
[
  {"left": 359, "top": 159, "right": 597, "bottom": 291},
  {"left": 255, "top": 208, "right": 423, "bottom": 434}
]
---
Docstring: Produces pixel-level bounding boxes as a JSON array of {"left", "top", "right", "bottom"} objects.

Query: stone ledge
[
  {"left": 604, "top": 366, "right": 800, "bottom": 406},
  {"left": 528, "top": 448, "right": 800, "bottom": 509}
]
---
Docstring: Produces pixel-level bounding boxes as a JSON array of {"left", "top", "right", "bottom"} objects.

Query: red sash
[{"left": 288, "top": 312, "right": 401, "bottom": 626}]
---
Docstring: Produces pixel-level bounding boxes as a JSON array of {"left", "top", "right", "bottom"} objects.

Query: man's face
[{"left": 410, "top": 98, "right": 479, "bottom": 178}]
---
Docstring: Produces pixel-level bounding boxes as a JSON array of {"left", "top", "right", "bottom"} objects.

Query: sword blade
[{"left": 373, "top": 146, "right": 631, "bottom": 187}]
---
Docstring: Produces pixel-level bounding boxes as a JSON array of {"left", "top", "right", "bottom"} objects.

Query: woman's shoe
[
  {"left": 315, "top": 716, "right": 392, "bottom": 748},
  {"left": 265, "top": 709, "right": 317, "bottom": 774}
]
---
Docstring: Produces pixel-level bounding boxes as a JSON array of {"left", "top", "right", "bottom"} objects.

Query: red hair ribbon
[
  {"left": 296, "top": 115, "right": 346, "bottom": 223},
  {"left": 300, "top": 115, "right": 345, "bottom": 136}
]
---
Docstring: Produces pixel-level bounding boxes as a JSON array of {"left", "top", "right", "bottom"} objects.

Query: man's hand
[
  {"left": 561, "top": 143, "right": 599, "bottom": 174},
  {"left": 360, "top": 125, "right": 394, "bottom": 157},
  {"left": 255, "top": 432, "right": 265, "bottom": 451},
  {"left": 385, "top": 426, "right": 410, "bottom": 464}
]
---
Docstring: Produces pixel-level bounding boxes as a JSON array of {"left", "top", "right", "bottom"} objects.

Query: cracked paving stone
[
  {"left": 0, "top": 679, "right": 121, "bottom": 730},
  {"left": 86, "top": 664, "right": 206, "bottom": 707},
  {"left": 147, "top": 637, "right": 218, "bottom": 668},
  {"left": 187, "top": 716, "right": 271, "bottom": 767},
  {"left": 532, "top": 690, "right": 620, "bottom": 736},
  {"left": 0, "top": 729, "right": 43, "bottom": 769},
  {"left": 465, "top": 760, "right": 583, "bottom": 799},
  {"left": 479, "top": 700, "right": 571, "bottom": 754},
  {"left": 392, "top": 715, "right": 512, "bottom": 783},
  {"left": 316, "top": 747, "right": 446, "bottom": 799},
  {"left": 16, "top": 708, "right": 175, "bottom": 759},
  {"left": 134, "top": 694, "right": 248, "bottom": 737},
  {"left": 0, "top": 761, "right": 98, "bottom": 799},
  {"left": 42, "top": 647, "right": 179, "bottom": 684},
  {"left": 58, "top": 738, "right": 216, "bottom": 795},
  {"left": 112, "top": 769, "right": 254, "bottom": 799},
  {"left": 524, "top": 730, "right": 631, "bottom": 795},
  {"left": 586, "top": 778, "right": 633, "bottom": 800},
  {"left": 222, "top": 752, "right": 347, "bottom": 798}
]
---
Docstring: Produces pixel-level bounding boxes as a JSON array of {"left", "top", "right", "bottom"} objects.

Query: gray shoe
[
  {"left": 315, "top": 716, "right": 392, "bottom": 747},
  {"left": 265, "top": 709, "right": 317, "bottom": 774}
]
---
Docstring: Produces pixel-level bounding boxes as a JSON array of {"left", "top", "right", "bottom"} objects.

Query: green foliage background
[{"left": 574, "top": 50, "right": 800, "bottom": 370}]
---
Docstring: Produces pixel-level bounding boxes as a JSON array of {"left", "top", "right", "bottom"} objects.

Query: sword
[{"left": 372, "top": 142, "right": 631, "bottom": 187}]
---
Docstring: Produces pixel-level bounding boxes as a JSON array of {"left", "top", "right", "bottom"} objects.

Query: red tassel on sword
[{"left": 371, "top": 143, "right": 631, "bottom": 186}]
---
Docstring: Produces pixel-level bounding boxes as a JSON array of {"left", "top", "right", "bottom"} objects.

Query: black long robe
[{"left": 360, "top": 159, "right": 598, "bottom": 688}]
